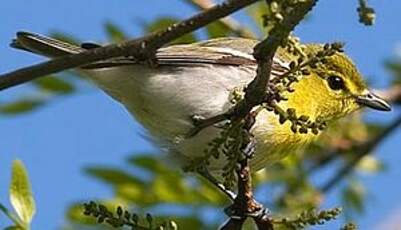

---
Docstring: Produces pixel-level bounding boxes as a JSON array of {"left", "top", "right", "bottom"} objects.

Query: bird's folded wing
[
  {"left": 83, "top": 38, "right": 260, "bottom": 68},
  {"left": 11, "top": 32, "right": 288, "bottom": 73}
]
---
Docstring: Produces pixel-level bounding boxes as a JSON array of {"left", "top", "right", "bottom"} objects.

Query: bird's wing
[
  {"left": 81, "top": 37, "right": 262, "bottom": 68},
  {"left": 11, "top": 31, "right": 289, "bottom": 73},
  {"left": 155, "top": 37, "right": 258, "bottom": 66},
  {"left": 11, "top": 31, "right": 84, "bottom": 57}
]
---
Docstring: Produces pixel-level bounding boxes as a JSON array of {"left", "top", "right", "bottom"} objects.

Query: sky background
[{"left": 1, "top": 0, "right": 401, "bottom": 229}]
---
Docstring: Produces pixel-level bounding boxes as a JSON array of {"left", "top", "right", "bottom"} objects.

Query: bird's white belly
[{"left": 83, "top": 64, "right": 285, "bottom": 172}]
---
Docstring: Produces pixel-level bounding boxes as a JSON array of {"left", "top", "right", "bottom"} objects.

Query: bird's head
[{"left": 282, "top": 45, "right": 391, "bottom": 124}]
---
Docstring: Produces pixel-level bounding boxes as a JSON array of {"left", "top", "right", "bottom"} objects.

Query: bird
[{"left": 10, "top": 31, "right": 391, "bottom": 183}]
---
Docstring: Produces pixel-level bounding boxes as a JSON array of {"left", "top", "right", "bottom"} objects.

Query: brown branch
[
  {"left": 185, "top": 0, "right": 257, "bottom": 38},
  {"left": 321, "top": 114, "right": 401, "bottom": 192},
  {"left": 220, "top": 112, "right": 273, "bottom": 230},
  {"left": 376, "top": 85, "right": 401, "bottom": 105},
  {"left": 0, "top": 0, "right": 260, "bottom": 91}
]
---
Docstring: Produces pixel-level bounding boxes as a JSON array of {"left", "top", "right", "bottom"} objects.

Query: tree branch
[
  {"left": 0, "top": 0, "right": 260, "bottom": 91},
  {"left": 305, "top": 84, "right": 401, "bottom": 173},
  {"left": 219, "top": 112, "right": 274, "bottom": 230},
  {"left": 216, "top": 2, "right": 319, "bottom": 229},
  {"left": 321, "top": 114, "right": 401, "bottom": 192},
  {"left": 377, "top": 85, "right": 401, "bottom": 105}
]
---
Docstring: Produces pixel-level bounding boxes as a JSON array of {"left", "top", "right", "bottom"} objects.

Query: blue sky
[{"left": 1, "top": 0, "right": 401, "bottom": 229}]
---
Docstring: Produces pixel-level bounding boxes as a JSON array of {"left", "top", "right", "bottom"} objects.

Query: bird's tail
[{"left": 10, "top": 31, "right": 84, "bottom": 57}]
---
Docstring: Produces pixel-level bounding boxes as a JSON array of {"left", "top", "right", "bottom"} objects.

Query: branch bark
[
  {"left": 306, "top": 85, "right": 401, "bottom": 174},
  {"left": 0, "top": 0, "right": 260, "bottom": 91},
  {"left": 321, "top": 114, "right": 401, "bottom": 192}
]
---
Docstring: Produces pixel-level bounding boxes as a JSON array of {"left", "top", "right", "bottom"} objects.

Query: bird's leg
[
  {"left": 188, "top": 114, "right": 231, "bottom": 137},
  {"left": 197, "top": 166, "right": 236, "bottom": 201}
]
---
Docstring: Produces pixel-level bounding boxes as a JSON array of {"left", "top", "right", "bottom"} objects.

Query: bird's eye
[{"left": 327, "top": 75, "right": 345, "bottom": 90}]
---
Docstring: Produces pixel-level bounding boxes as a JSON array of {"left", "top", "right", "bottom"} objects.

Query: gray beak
[{"left": 356, "top": 91, "right": 392, "bottom": 112}]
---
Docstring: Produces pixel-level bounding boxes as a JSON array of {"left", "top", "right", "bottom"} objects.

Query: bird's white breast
[{"left": 83, "top": 64, "right": 282, "bottom": 172}]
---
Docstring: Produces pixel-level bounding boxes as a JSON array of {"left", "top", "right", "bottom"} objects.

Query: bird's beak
[{"left": 356, "top": 91, "right": 392, "bottom": 111}]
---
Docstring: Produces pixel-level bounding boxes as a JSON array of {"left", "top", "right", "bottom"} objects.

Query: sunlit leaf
[
  {"left": 33, "top": 76, "right": 75, "bottom": 94},
  {"left": 152, "top": 175, "right": 192, "bottom": 203},
  {"left": 9, "top": 160, "right": 36, "bottom": 225},
  {"left": 116, "top": 183, "right": 155, "bottom": 205},
  {"left": 206, "top": 21, "right": 231, "bottom": 38},
  {"left": 0, "top": 99, "right": 44, "bottom": 114},
  {"left": 246, "top": 2, "right": 269, "bottom": 34},
  {"left": 143, "top": 17, "right": 197, "bottom": 44},
  {"left": 85, "top": 167, "right": 144, "bottom": 187},
  {"left": 126, "top": 155, "right": 225, "bottom": 206},
  {"left": 342, "top": 181, "right": 365, "bottom": 215},
  {"left": 104, "top": 21, "right": 127, "bottom": 42},
  {"left": 356, "top": 155, "right": 385, "bottom": 173},
  {"left": 196, "top": 182, "right": 225, "bottom": 205},
  {"left": 128, "top": 155, "right": 168, "bottom": 173}
]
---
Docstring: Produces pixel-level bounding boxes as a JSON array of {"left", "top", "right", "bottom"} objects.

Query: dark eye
[{"left": 327, "top": 75, "right": 345, "bottom": 90}]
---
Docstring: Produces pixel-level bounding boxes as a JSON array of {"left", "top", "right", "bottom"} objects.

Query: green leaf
[
  {"left": 0, "top": 99, "right": 44, "bottom": 114},
  {"left": 128, "top": 155, "right": 167, "bottom": 173},
  {"left": 246, "top": 2, "right": 269, "bottom": 34},
  {"left": 104, "top": 21, "right": 127, "bottom": 42},
  {"left": 9, "top": 160, "right": 36, "bottom": 226},
  {"left": 144, "top": 17, "right": 197, "bottom": 44},
  {"left": 356, "top": 155, "right": 385, "bottom": 173},
  {"left": 206, "top": 21, "right": 231, "bottom": 38},
  {"left": 342, "top": 181, "right": 365, "bottom": 216},
  {"left": 85, "top": 167, "right": 144, "bottom": 187},
  {"left": 152, "top": 175, "right": 192, "bottom": 203},
  {"left": 4, "top": 226, "right": 25, "bottom": 230},
  {"left": 33, "top": 76, "right": 75, "bottom": 94}
]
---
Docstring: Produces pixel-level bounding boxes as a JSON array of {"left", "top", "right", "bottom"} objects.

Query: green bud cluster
[
  {"left": 263, "top": 0, "right": 313, "bottom": 31},
  {"left": 83, "top": 201, "right": 177, "bottom": 230},
  {"left": 268, "top": 104, "right": 327, "bottom": 135},
  {"left": 274, "top": 207, "right": 342, "bottom": 229},
  {"left": 206, "top": 120, "right": 249, "bottom": 189},
  {"left": 357, "top": 0, "right": 375, "bottom": 26},
  {"left": 270, "top": 41, "right": 344, "bottom": 99},
  {"left": 186, "top": 117, "right": 251, "bottom": 189},
  {"left": 341, "top": 222, "right": 358, "bottom": 230}
]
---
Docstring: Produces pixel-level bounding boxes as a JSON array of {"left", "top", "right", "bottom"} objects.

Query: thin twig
[
  {"left": 321, "top": 114, "right": 401, "bottom": 192},
  {"left": 376, "top": 85, "right": 401, "bottom": 105},
  {"left": 306, "top": 86, "right": 401, "bottom": 174},
  {"left": 0, "top": 0, "right": 260, "bottom": 91},
  {"left": 220, "top": 112, "right": 273, "bottom": 230}
]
